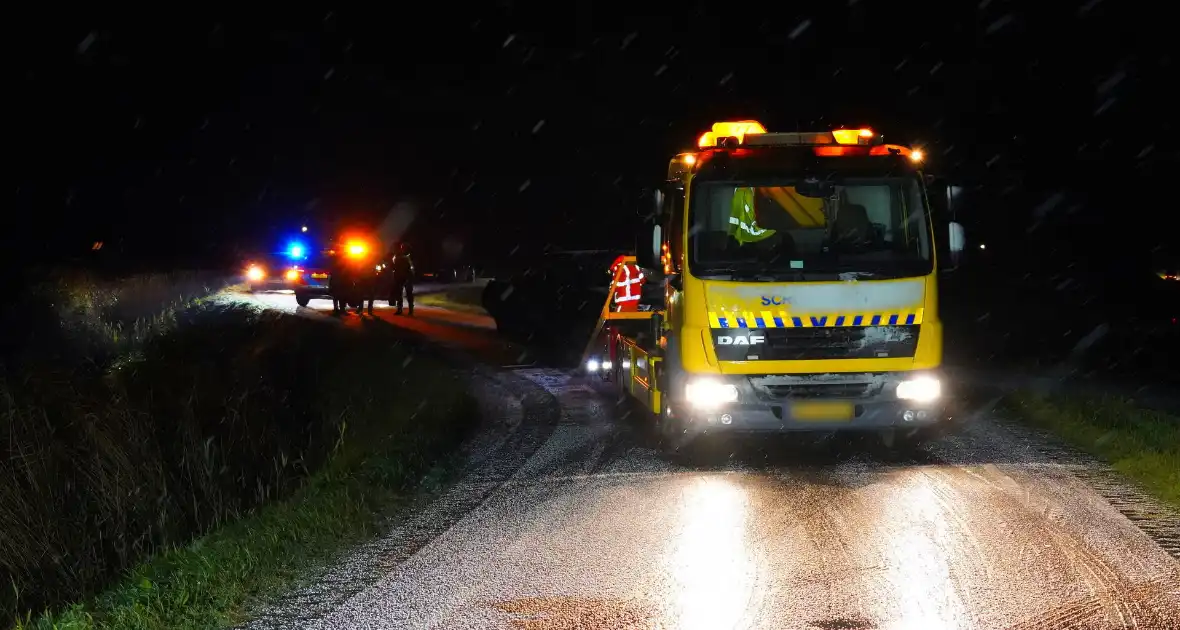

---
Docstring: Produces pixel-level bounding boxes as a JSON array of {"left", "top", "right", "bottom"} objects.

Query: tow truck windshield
[{"left": 688, "top": 174, "right": 933, "bottom": 281}]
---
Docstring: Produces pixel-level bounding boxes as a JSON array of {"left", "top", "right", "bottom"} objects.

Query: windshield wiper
[
  {"left": 695, "top": 267, "right": 805, "bottom": 282},
  {"left": 838, "top": 271, "right": 877, "bottom": 281}
]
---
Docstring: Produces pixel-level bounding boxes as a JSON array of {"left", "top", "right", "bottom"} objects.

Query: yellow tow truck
[{"left": 583, "top": 121, "right": 967, "bottom": 451}]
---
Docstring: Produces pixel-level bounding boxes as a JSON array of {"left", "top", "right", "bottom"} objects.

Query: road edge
[{"left": 240, "top": 328, "right": 564, "bottom": 628}]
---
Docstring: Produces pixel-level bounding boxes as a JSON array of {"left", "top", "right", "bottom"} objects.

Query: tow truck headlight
[
  {"left": 246, "top": 265, "right": 265, "bottom": 282},
  {"left": 896, "top": 376, "right": 941, "bottom": 403},
  {"left": 586, "top": 358, "right": 600, "bottom": 372},
  {"left": 685, "top": 378, "right": 739, "bottom": 410}
]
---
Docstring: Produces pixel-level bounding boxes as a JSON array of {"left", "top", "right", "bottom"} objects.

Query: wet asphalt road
[{"left": 236, "top": 289, "right": 1180, "bottom": 629}]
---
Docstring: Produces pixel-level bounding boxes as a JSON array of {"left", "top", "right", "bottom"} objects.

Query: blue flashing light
[{"left": 287, "top": 242, "right": 306, "bottom": 259}]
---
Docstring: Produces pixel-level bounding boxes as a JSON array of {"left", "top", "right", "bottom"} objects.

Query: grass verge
[
  {"left": 17, "top": 351, "right": 473, "bottom": 630},
  {"left": 1001, "top": 392, "right": 1180, "bottom": 508},
  {"left": 4, "top": 272, "right": 478, "bottom": 629},
  {"left": 416, "top": 284, "right": 487, "bottom": 316}
]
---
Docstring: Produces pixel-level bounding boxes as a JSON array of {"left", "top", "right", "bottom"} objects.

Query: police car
[{"left": 291, "top": 239, "right": 377, "bottom": 309}]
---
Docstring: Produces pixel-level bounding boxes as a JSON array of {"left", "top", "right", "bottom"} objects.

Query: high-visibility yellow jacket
[{"left": 728, "top": 187, "right": 776, "bottom": 245}]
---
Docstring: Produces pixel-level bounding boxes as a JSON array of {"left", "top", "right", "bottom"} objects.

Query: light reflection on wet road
[
  {"left": 235, "top": 287, "right": 532, "bottom": 366},
  {"left": 234, "top": 289, "right": 1180, "bottom": 630}
]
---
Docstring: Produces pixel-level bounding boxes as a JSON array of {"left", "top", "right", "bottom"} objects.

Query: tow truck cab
[{"left": 604, "top": 121, "right": 967, "bottom": 442}]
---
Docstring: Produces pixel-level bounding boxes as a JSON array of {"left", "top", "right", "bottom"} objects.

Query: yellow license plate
[
  {"left": 311, "top": 273, "right": 328, "bottom": 279},
  {"left": 792, "top": 401, "right": 854, "bottom": 421}
]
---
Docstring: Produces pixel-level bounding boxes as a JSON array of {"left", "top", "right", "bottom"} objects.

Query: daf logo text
[{"left": 716, "top": 335, "right": 766, "bottom": 345}]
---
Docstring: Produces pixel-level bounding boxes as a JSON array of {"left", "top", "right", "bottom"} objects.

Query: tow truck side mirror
[
  {"left": 943, "top": 221, "right": 965, "bottom": 271},
  {"left": 636, "top": 224, "right": 662, "bottom": 274}
]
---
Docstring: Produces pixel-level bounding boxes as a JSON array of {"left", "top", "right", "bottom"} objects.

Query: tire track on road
[{"left": 242, "top": 356, "right": 563, "bottom": 629}]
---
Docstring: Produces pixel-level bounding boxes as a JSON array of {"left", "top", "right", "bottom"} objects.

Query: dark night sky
[{"left": 8, "top": 3, "right": 1173, "bottom": 272}]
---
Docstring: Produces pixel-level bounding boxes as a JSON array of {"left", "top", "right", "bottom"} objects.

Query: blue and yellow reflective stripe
[{"left": 708, "top": 309, "right": 924, "bottom": 328}]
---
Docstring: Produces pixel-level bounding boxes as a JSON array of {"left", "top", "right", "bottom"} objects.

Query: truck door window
[{"left": 663, "top": 187, "right": 684, "bottom": 273}]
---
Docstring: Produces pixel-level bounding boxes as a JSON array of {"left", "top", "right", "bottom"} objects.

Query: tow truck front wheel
[{"left": 655, "top": 404, "right": 688, "bottom": 456}]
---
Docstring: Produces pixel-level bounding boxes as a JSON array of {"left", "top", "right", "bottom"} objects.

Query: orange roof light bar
[
  {"left": 697, "top": 120, "right": 767, "bottom": 147},
  {"left": 831, "top": 128, "right": 876, "bottom": 145},
  {"left": 814, "top": 146, "right": 859, "bottom": 157},
  {"left": 694, "top": 124, "right": 914, "bottom": 157},
  {"left": 813, "top": 144, "right": 923, "bottom": 163}
]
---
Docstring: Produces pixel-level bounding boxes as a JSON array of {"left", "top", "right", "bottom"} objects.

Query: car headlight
[
  {"left": 246, "top": 265, "right": 265, "bottom": 282},
  {"left": 896, "top": 376, "right": 941, "bottom": 403},
  {"left": 684, "top": 378, "right": 739, "bottom": 410}
]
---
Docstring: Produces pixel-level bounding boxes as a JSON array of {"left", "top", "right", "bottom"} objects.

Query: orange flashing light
[
  {"left": 683, "top": 153, "right": 697, "bottom": 165},
  {"left": 285, "top": 267, "right": 300, "bottom": 281},
  {"left": 814, "top": 144, "right": 923, "bottom": 162},
  {"left": 832, "top": 128, "right": 875, "bottom": 145},
  {"left": 246, "top": 264, "right": 265, "bottom": 282},
  {"left": 697, "top": 120, "right": 767, "bottom": 147},
  {"left": 345, "top": 241, "right": 368, "bottom": 257},
  {"left": 814, "top": 146, "right": 857, "bottom": 157}
]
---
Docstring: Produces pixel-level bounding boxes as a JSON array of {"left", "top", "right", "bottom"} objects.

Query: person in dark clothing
[
  {"left": 326, "top": 249, "right": 350, "bottom": 314},
  {"left": 355, "top": 263, "right": 377, "bottom": 315},
  {"left": 390, "top": 242, "right": 415, "bottom": 315}
]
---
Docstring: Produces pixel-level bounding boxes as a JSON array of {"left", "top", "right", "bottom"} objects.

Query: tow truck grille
[
  {"left": 764, "top": 325, "right": 920, "bottom": 360},
  {"left": 763, "top": 382, "right": 875, "bottom": 399},
  {"left": 749, "top": 374, "right": 886, "bottom": 401}
]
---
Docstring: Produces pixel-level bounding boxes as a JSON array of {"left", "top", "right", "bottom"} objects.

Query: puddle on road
[{"left": 491, "top": 596, "right": 658, "bottom": 629}]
